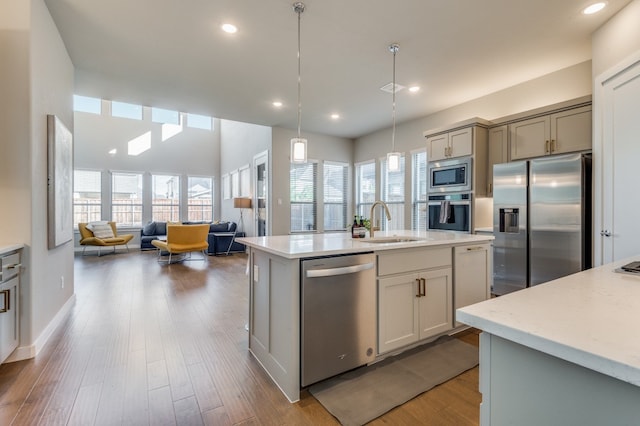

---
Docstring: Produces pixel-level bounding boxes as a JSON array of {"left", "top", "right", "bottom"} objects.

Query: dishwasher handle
[{"left": 305, "top": 262, "right": 374, "bottom": 278}]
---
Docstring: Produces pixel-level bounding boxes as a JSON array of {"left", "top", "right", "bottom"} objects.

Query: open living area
[{"left": 2, "top": 0, "right": 640, "bottom": 424}]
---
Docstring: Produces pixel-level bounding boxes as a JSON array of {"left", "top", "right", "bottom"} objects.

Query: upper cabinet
[
  {"left": 427, "top": 127, "right": 474, "bottom": 161},
  {"left": 510, "top": 105, "right": 592, "bottom": 161},
  {"left": 487, "top": 125, "right": 508, "bottom": 196},
  {"left": 424, "top": 118, "right": 490, "bottom": 197}
]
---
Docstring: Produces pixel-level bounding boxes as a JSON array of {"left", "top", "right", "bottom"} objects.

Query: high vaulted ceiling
[{"left": 45, "top": 0, "right": 631, "bottom": 139}]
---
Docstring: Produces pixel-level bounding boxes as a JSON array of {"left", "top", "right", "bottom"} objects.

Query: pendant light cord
[
  {"left": 390, "top": 44, "right": 399, "bottom": 152},
  {"left": 295, "top": 3, "right": 304, "bottom": 139}
]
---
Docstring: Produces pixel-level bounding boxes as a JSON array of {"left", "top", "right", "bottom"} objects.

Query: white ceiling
[{"left": 45, "top": 0, "right": 631, "bottom": 139}]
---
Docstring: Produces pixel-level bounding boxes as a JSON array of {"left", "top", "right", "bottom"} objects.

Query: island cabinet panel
[
  {"left": 377, "top": 247, "right": 453, "bottom": 354},
  {"left": 453, "top": 243, "right": 491, "bottom": 326},
  {"left": 480, "top": 333, "right": 640, "bottom": 426},
  {"left": 247, "top": 249, "right": 301, "bottom": 402},
  {"left": 417, "top": 268, "right": 453, "bottom": 338}
]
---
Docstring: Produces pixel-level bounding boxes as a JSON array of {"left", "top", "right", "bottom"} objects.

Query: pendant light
[
  {"left": 386, "top": 43, "right": 401, "bottom": 172},
  {"left": 290, "top": 2, "right": 307, "bottom": 163}
]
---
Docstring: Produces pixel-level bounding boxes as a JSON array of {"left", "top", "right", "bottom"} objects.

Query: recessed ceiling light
[
  {"left": 583, "top": 2, "right": 606, "bottom": 14},
  {"left": 108, "top": 148, "right": 117, "bottom": 155},
  {"left": 409, "top": 86, "right": 421, "bottom": 93},
  {"left": 331, "top": 113, "right": 340, "bottom": 120},
  {"left": 272, "top": 101, "right": 283, "bottom": 107},
  {"left": 221, "top": 23, "right": 237, "bottom": 33}
]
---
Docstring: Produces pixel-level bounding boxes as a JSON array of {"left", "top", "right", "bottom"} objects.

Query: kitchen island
[
  {"left": 457, "top": 257, "right": 640, "bottom": 425},
  {"left": 237, "top": 230, "right": 493, "bottom": 402}
]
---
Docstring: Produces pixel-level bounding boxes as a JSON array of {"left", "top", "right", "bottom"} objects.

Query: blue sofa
[{"left": 140, "top": 221, "right": 245, "bottom": 255}]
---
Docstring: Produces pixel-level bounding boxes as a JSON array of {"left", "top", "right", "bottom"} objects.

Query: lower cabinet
[
  {"left": 0, "top": 250, "right": 20, "bottom": 363},
  {"left": 377, "top": 247, "right": 453, "bottom": 354},
  {"left": 454, "top": 244, "right": 491, "bottom": 326}
]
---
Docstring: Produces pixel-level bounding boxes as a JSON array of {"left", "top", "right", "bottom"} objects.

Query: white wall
[
  {"left": 219, "top": 119, "right": 271, "bottom": 237},
  {"left": 0, "top": 0, "right": 74, "bottom": 358},
  {"left": 271, "top": 127, "right": 354, "bottom": 236},
  {"left": 354, "top": 61, "right": 592, "bottom": 227},
  {"left": 29, "top": 0, "right": 75, "bottom": 352},
  {"left": 592, "top": 0, "right": 640, "bottom": 77}
]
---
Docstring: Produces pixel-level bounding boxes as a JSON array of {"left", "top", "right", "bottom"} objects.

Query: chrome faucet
[{"left": 369, "top": 200, "right": 392, "bottom": 238}]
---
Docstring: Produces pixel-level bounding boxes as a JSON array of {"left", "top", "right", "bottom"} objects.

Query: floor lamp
[{"left": 233, "top": 197, "right": 252, "bottom": 233}]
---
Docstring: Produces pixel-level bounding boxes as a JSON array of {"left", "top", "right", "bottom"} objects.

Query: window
[
  {"left": 355, "top": 161, "right": 376, "bottom": 219},
  {"left": 111, "top": 101, "right": 142, "bottom": 120},
  {"left": 152, "top": 107, "right": 180, "bottom": 124},
  {"left": 152, "top": 174, "right": 180, "bottom": 222},
  {"left": 73, "top": 170, "right": 101, "bottom": 225},
  {"left": 187, "top": 113, "right": 213, "bottom": 130},
  {"left": 381, "top": 156, "right": 405, "bottom": 230},
  {"left": 73, "top": 95, "right": 101, "bottom": 114},
  {"left": 112, "top": 172, "right": 143, "bottom": 226},
  {"left": 290, "top": 162, "right": 317, "bottom": 232},
  {"left": 412, "top": 150, "right": 428, "bottom": 230},
  {"left": 188, "top": 176, "right": 213, "bottom": 222},
  {"left": 324, "top": 162, "right": 348, "bottom": 231}
]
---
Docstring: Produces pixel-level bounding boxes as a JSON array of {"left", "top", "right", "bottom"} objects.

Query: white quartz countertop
[
  {"left": 0, "top": 244, "right": 24, "bottom": 256},
  {"left": 457, "top": 257, "right": 640, "bottom": 387},
  {"left": 236, "top": 230, "right": 492, "bottom": 259}
]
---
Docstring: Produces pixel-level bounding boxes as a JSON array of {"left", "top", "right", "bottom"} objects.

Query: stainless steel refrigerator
[{"left": 493, "top": 153, "right": 592, "bottom": 295}]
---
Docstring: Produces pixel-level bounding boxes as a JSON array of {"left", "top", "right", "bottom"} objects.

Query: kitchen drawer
[
  {"left": 377, "top": 247, "right": 451, "bottom": 276},
  {"left": 0, "top": 252, "right": 20, "bottom": 283}
]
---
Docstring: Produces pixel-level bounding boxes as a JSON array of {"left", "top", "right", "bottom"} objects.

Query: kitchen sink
[{"left": 354, "top": 236, "right": 423, "bottom": 244}]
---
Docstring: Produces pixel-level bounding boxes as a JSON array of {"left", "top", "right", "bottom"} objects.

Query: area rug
[{"left": 308, "top": 336, "right": 478, "bottom": 426}]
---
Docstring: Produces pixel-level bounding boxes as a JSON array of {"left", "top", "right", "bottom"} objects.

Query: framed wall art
[{"left": 47, "top": 114, "right": 73, "bottom": 249}]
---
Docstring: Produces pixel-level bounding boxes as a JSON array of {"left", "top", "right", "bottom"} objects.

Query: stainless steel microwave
[{"left": 428, "top": 157, "right": 472, "bottom": 193}]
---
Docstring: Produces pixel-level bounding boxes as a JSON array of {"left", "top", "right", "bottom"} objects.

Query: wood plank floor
[{"left": 0, "top": 251, "right": 481, "bottom": 425}]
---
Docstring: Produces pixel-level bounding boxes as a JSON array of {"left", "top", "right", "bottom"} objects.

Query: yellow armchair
[
  {"left": 78, "top": 222, "right": 134, "bottom": 256},
  {"left": 151, "top": 224, "right": 209, "bottom": 264}
]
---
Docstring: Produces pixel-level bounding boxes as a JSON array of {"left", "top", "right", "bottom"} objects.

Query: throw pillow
[
  {"left": 142, "top": 221, "right": 156, "bottom": 236},
  {"left": 91, "top": 223, "right": 115, "bottom": 239},
  {"left": 155, "top": 222, "right": 167, "bottom": 235},
  {"left": 86, "top": 220, "right": 108, "bottom": 231}
]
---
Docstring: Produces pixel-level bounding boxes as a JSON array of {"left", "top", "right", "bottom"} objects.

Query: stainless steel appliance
[
  {"left": 493, "top": 153, "right": 592, "bottom": 295},
  {"left": 428, "top": 157, "right": 472, "bottom": 193},
  {"left": 427, "top": 193, "right": 471, "bottom": 232},
  {"left": 301, "top": 253, "right": 376, "bottom": 386}
]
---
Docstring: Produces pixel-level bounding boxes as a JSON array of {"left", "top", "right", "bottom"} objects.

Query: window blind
[{"left": 290, "top": 162, "right": 317, "bottom": 232}]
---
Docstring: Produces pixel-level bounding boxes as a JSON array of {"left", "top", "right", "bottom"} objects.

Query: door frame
[{"left": 594, "top": 50, "right": 640, "bottom": 265}]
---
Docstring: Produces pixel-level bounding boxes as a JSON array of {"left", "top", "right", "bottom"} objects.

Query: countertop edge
[
  {"left": 456, "top": 306, "right": 640, "bottom": 387},
  {"left": 0, "top": 244, "right": 24, "bottom": 256},
  {"left": 236, "top": 232, "right": 493, "bottom": 259}
]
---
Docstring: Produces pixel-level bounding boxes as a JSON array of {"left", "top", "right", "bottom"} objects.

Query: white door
[{"left": 596, "top": 55, "right": 640, "bottom": 265}]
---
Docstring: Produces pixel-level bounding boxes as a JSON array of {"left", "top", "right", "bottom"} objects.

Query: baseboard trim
[{"left": 4, "top": 294, "right": 76, "bottom": 363}]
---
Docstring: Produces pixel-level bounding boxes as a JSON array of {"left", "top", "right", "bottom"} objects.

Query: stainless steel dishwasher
[{"left": 301, "top": 252, "right": 376, "bottom": 387}]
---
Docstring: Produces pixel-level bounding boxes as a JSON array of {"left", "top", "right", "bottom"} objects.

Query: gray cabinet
[
  {"left": 487, "top": 125, "right": 508, "bottom": 196},
  {"left": 377, "top": 247, "right": 452, "bottom": 354},
  {"left": 510, "top": 106, "right": 592, "bottom": 160},
  {"left": 454, "top": 244, "right": 491, "bottom": 326},
  {"left": 0, "top": 250, "right": 20, "bottom": 363}
]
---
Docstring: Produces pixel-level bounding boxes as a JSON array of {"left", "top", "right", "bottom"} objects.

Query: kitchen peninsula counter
[
  {"left": 237, "top": 230, "right": 492, "bottom": 258},
  {"left": 236, "top": 231, "right": 493, "bottom": 402},
  {"left": 457, "top": 258, "right": 640, "bottom": 425}
]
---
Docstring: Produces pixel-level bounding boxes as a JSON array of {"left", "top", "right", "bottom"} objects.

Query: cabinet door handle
[
  {"left": 550, "top": 139, "right": 556, "bottom": 152},
  {"left": 0, "top": 289, "right": 9, "bottom": 313},
  {"left": 466, "top": 246, "right": 485, "bottom": 251},
  {"left": 6, "top": 263, "right": 21, "bottom": 270},
  {"left": 545, "top": 140, "right": 550, "bottom": 153},
  {"left": 420, "top": 278, "right": 426, "bottom": 297},
  {"left": 415, "top": 278, "right": 421, "bottom": 298},
  {"left": 488, "top": 182, "right": 492, "bottom": 193}
]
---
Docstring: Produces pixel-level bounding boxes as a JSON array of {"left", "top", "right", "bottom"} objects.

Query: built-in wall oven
[
  {"left": 427, "top": 193, "right": 471, "bottom": 232},
  {"left": 428, "top": 157, "right": 472, "bottom": 194}
]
